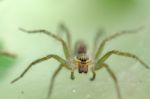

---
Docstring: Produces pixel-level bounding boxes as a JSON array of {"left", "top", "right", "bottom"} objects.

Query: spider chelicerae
[{"left": 11, "top": 24, "right": 150, "bottom": 99}]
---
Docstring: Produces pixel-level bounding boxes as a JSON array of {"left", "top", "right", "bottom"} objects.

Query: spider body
[
  {"left": 74, "top": 41, "right": 91, "bottom": 73},
  {"left": 11, "top": 25, "right": 149, "bottom": 99}
]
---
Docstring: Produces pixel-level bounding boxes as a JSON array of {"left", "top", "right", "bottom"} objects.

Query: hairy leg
[
  {"left": 11, "top": 54, "right": 70, "bottom": 83},
  {"left": 93, "top": 28, "right": 104, "bottom": 55},
  {"left": 102, "top": 63, "right": 122, "bottom": 99},
  {"left": 19, "top": 28, "right": 70, "bottom": 58},
  {"left": 47, "top": 64, "right": 63, "bottom": 99},
  {"left": 96, "top": 50, "right": 150, "bottom": 69},
  {"left": 95, "top": 26, "right": 144, "bottom": 59},
  {"left": 58, "top": 23, "right": 71, "bottom": 51}
]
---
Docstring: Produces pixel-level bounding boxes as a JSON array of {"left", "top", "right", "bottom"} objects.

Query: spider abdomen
[{"left": 75, "top": 40, "right": 87, "bottom": 54}]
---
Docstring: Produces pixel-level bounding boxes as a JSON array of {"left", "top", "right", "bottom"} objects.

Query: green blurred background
[{"left": 0, "top": 0, "right": 150, "bottom": 99}]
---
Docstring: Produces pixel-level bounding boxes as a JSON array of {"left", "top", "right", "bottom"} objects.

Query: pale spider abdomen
[{"left": 74, "top": 40, "right": 87, "bottom": 54}]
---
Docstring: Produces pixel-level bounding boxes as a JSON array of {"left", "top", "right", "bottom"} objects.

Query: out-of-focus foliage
[{"left": 0, "top": 42, "right": 16, "bottom": 80}]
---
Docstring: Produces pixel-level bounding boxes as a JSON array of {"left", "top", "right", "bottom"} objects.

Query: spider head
[{"left": 75, "top": 54, "right": 91, "bottom": 74}]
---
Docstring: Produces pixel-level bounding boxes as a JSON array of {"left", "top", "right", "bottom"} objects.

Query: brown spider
[{"left": 11, "top": 24, "right": 149, "bottom": 99}]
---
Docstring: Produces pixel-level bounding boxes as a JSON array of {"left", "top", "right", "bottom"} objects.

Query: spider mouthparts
[{"left": 78, "top": 67, "right": 88, "bottom": 74}]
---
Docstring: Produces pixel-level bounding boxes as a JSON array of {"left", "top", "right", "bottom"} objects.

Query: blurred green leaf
[
  {"left": 0, "top": 42, "right": 16, "bottom": 80},
  {"left": 0, "top": 56, "right": 15, "bottom": 79}
]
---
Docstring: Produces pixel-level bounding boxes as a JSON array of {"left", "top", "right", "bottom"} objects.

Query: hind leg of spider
[
  {"left": 93, "top": 28, "right": 105, "bottom": 55},
  {"left": 90, "top": 63, "right": 122, "bottom": 99},
  {"left": 95, "top": 26, "right": 144, "bottom": 59},
  {"left": 11, "top": 54, "right": 70, "bottom": 84},
  {"left": 19, "top": 28, "right": 70, "bottom": 58},
  {"left": 102, "top": 63, "right": 122, "bottom": 99},
  {"left": 47, "top": 64, "right": 63, "bottom": 99},
  {"left": 58, "top": 23, "right": 71, "bottom": 51},
  {"left": 96, "top": 50, "right": 150, "bottom": 70}
]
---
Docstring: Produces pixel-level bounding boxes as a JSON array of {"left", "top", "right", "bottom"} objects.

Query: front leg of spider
[
  {"left": 95, "top": 26, "right": 144, "bottom": 59},
  {"left": 94, "top": 50, "right": 150, "bottom": 99},
  {"left": 11, "top": 54, "right": 68, "bottom": 84},
  {"left": 19, "top": 28, "right": 70, "bottom": 58},
  {"left": 97, "top": 50, "right": 150, "bottom": 70}
]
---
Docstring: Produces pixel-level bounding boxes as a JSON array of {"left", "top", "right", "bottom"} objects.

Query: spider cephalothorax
[
  {"left": 75, "top": 53, "right": 91, "bottom": 73},
  {"left": 11, "top": 25, "right": 149, "bottom": 99}
]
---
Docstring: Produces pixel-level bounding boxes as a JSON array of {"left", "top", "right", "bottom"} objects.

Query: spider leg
[
  {"left": 102, "top": 63, "right": 122, "bottom": 99},
  {"left": 90, "top": 67, "right": 96, "bottom": 81},
  {"left": 47, "top": 64, "right": 63, "bottom": 99},
  {"left": 96, "top": 50, "right": 150, "bottom": 69},
  {"left": 19, "top": 28, "right": 70, "bottom": 58},
  {"left": 0, "top": 51, "right": 16, "bottom": 58},
  {"left": 93, "top": 28, "right": 104, "bottom": 55},
  {"left": 58, "top": 23, "right": 71, "bottom": 51},
  {"left": 90, "top": 63, "right": 122, "bottom": 99},
  {"left": 95, "top": 26, "right": 144, "bottom": 59},
  {"left": 70, "top": 71, "right": 75, "bottom": 80},
  {"left": 11, "top": 54, "right": 71, "bottom": 84},
  {"left": 96, "top": 63, "right": 122, "bottom": 99}
]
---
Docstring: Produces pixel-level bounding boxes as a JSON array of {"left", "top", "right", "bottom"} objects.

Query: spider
[{"left": 11, "top": 24, "right": 150, "bottom": 99}]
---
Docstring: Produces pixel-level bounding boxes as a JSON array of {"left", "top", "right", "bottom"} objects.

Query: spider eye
[{"left": 76, "top": 54, "right": 89, "bottom": 62}]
